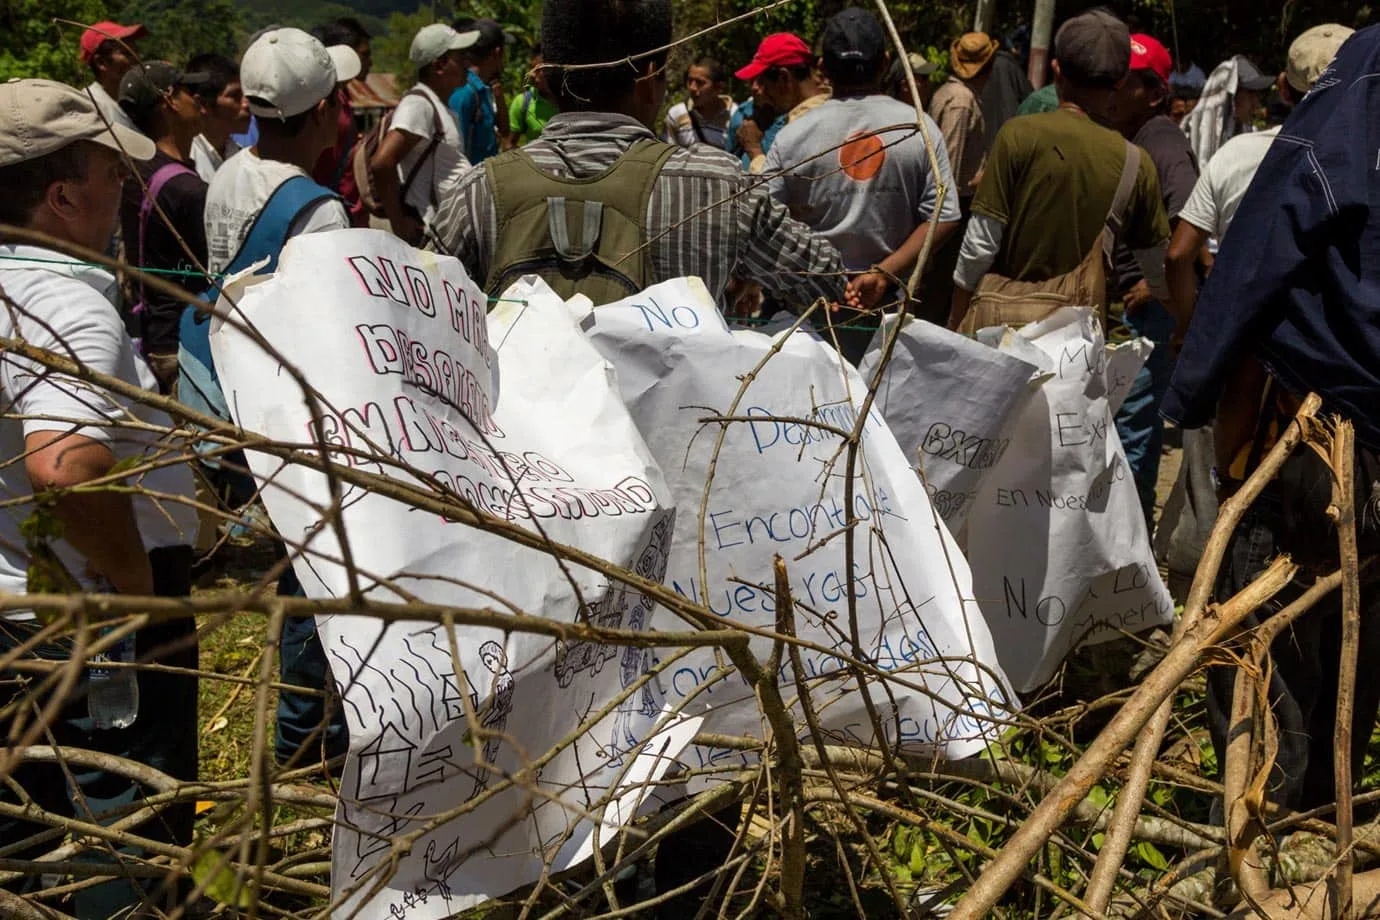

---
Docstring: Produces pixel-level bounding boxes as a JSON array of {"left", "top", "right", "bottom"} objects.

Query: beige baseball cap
[
  {"left": 0, "top": 78, "right": 155, "bottom": 168},
  {"left": 1288, "top": 23, "right": 1354, "bottom": 92}
]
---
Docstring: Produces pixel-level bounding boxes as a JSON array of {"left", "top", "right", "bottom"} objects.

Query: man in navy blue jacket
[{"left": 1163, "top": 24, "right": 1380, "bottom": 813}]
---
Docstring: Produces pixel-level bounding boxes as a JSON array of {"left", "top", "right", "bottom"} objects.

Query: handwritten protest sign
[
  {"left": 572, "top": 277, "right": 1013, "bottom": 777},
  {"left": 857, "top": 317, "right": 1042, "bottom": 532},
  {"left": 964, "top": 308, "right": 1172, "bottom": 692},
  {"left": 209, "top": 230, "right": 688, "bottom": 917}
]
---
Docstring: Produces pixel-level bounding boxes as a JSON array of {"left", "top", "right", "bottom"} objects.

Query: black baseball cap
[
  {"left": 822, "top": 7, "right": 887, "bottom": 77},
  {"left": 1233, "top": 56, "right": 1276, "bottom": 91},
  {"left": 118, "top": 61, "right": 210, "bottom": 111},
  {"left": 456, "top": 17, "right": 512, "bottom": 56}
]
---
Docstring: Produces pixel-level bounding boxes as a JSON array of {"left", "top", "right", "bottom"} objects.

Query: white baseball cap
[
  {"left": 241, "top": 27, "right": 362, "bottom": 119},
  {"left": 410, "top": 23, "right": 480, "bottom": 69}
]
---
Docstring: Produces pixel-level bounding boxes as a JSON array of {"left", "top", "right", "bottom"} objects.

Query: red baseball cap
[
  {"left": 80, "top": 21, "right": 147, "bottom": 63},
  {"left": 1129, "top": 33, "right": 1172, "bottom": 85},
  {"left": 735, "top": 33, "right": 813, "bottom": 82}
]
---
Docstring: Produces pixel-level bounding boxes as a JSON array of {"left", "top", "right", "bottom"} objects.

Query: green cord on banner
[
  {"left": 0, "top": 254, "right": 528, "bottom": 304},
  {"left": 0, "top": 255, "right": 894, "bottom": 325}
]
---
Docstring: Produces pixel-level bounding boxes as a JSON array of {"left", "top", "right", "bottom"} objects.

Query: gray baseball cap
[
  {"left": 1054, "top": 9, "right": 1131, "bottom": 87},
  {"left": 0, "top": 78, "right": 155, "bottom": 167}
]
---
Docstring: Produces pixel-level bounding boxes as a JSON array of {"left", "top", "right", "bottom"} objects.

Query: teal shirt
[{"left": 1016, "top": 84, "right": 1059, "bottom": 116}]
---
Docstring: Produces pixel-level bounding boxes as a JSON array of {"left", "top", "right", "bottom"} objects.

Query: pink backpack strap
[{"left": 134, "top": 161, "right": 197, "bottom": 314}]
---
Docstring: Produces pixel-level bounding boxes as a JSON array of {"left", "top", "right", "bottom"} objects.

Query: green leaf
[
  {"left": 191, "top": 848, "right": 251, "bottom": 909},
  {"left": 1135, "top": 841, "right": 1169, "bottom": 871}
]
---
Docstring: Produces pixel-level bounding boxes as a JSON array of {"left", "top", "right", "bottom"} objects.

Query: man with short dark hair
[
  {"left": 434, "top": 0, "right": 846, "bottom": 315},
  {"left": 370, "top": 23, "right": 476, "bottom": 245},
  {"left": 1107, "top": 33, "right": 1199, "bottom": 524},
  {"left": 117, "top": 61, "right": 212, "bottom": 390},
  {"left": 663, "top": 57, "right": 737, "bottom": 149},
  {"left": 733, "top": 33, "right": 829, "bottom": 174},
  {"left": 948, "top": 9, "right": 1171, "bottom": 332},
  {"left": 765, "top": 7, "right": 960, "bottom": 358},
  {"left": 80, "top": 20, "right": 147, "bottom": 133},
  {"left": 449, "top": 17, "right": 508, "bottom": 163},
  {"left": 203, "top": 27, "right": 359, "bottom": 273},
  {"left": 0, "top": 78, "right": 197, "bottom": 919},
  {"left": 187, "top": 53, "right": 250, "bottom": 182}
]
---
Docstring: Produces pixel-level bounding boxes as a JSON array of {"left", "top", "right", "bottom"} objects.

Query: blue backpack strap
[{"left": 179, "top": 175, "right": 340, "bottom": 431}]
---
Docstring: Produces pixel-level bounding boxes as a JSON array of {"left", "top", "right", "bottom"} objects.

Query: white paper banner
[
  {"left": 857, "top": 317, "right": 1043, "bottom": 531},
  {"left": 964, "top": 308, "right": 1172, "bottom": 692},
  {"left": 210, "top": 230, "right": 688, "bottom": 917},
  {"left": 572, "top": 277, "right": 1013, "bottom": 774}
]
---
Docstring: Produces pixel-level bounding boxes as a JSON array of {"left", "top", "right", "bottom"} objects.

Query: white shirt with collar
[
  {"left": 84, "top": 81, "right": 140, "bottom": 133},
  {"left": 190, "top": 133, "right": 242, "bottom": 184},
  {"left": 0, "top": 245, "right": 197, "bottom": 616}
]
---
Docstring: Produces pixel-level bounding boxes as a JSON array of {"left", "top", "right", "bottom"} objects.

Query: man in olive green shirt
[{"left": 949, "top": 9, "right": 1171, "bottom": 329}]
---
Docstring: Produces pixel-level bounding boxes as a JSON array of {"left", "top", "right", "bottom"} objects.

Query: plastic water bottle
[{"left": 88, "top": 632, "right": 139, "bottom": 730}]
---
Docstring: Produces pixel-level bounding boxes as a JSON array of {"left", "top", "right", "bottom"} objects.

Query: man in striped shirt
[{"left": 433, "top": 0, "right": 846, "bottom": 314}]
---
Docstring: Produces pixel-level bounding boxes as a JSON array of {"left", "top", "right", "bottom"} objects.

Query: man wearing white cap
[
  {"left": 0, "top": 79, "right": 198, "bottom": 917},
  {"left": 190, "top": 27, "right": 360, "bottom": 772},
  {"left": 369, "top": 22, "right": 477, "bottom": 245},
  {"left": 202, "top": 26, "right": 361, "bottom": 274}
]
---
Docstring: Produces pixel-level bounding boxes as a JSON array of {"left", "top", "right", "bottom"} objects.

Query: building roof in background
[{"left": 349, "top": 72, "right": 401, "bottom": 109}]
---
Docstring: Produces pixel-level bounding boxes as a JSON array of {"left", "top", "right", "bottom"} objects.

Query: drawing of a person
[{"left": 470, "top": 640, "right": 514, "bottom": 799}]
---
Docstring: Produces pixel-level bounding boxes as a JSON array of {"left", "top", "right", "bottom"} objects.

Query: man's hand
[
  {"left": 737, "top": 120, "right": 764, "bottom": 158},
  {"left": 845, "top": 272, "right": 889, "bottom": 311},
  {"left": 725, "top": 278, "right": 764, "bottom": 318},
  {"left": 1123, "top": 279, "right": 1154, "bottom": 316}
]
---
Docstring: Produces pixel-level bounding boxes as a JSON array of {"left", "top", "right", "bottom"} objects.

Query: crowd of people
[{"left": 0, "top": 0, "right": 1376, "bottom": 914}]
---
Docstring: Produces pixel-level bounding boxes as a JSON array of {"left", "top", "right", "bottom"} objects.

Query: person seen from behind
[
  {"left": 948, "top": 9, "right": 1170, "bottom": 333},
  {"left": 192, "top": 28, "right": 361, "bottom": 771},
  {"left": 1156, "top": 24, "right": 1353, "bottom": 602},
  {"left": 1162, "top": 22, "right": 1378, "bottom": 818},
  {"left": 369, "top": 23, "right": 475, "bottom": 246},
  {"left": 433, "top": 0, "right": 846, "bottom": 319},
  {"left": 766, "top": 6, "right": 960, "bottom": 358}
]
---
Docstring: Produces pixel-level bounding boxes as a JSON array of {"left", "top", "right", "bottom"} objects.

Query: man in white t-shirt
[
  {"left": 1167, "top": 24, "right": 1354, "bottom": 331},
  {"left": 0, "top": 79, "right": 198, "bottom": 916},
  {"left": 203, "top": 28, "right": 361, "bottom": 273},
  {"left": 79, "top": 20, "right": 146, "bottom": 134},
  {"left": 764, "top": 7, "right": 960, "bottom": 361},
  {"left": 369, "top": 23, "right": 477, "bottom": 245},
  {"left": 1157, "top": 24, "right": 1353, "bottom": 606}
]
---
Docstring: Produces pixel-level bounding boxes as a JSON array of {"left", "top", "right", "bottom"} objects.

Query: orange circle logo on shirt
[{"left": 839, "top": 131, "right": 885, "bottom": 181}]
